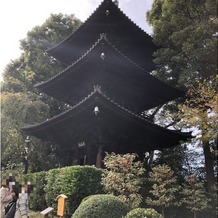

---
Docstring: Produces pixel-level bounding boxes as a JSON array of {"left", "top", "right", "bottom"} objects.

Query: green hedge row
[
  {"left": 24, "top": 171, "right": 47, "bottom": 210},
  {"left": 24, "top": 165, "right": 104, "bottom": 217}
]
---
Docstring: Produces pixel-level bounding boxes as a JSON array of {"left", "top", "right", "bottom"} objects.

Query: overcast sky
[{"left": 0, "top": 0, "right": 153, "bottom": 77}]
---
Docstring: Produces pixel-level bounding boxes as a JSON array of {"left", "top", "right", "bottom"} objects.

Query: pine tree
[
  {"left": 146, "top": 164, "right": 180, "bottom": 218},
  {"left": 181, "top": 175, "right": 210, "bottom": 218}
]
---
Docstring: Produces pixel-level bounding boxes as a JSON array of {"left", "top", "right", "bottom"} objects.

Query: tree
[
  {"left": 1, "top": 13, "right": 82, "bottom": 172},
  {"left": 146, "top": 0, "right": 217, "bottom": 193},
  {"left": 154, "top": 145, "right": 188, "bottom": 183},
  {"left": 0, "top": 91, "right": 61, "bottom": 172},
  {"left": 181, "top": 175, "right": 210, "bottom": 218},
  {"left": 146, "top": 164, "right": 180, "bottom": 218},
  {"left": 2, "top": 13, "right": 81, "bottom": 91},
  {"left": 102, "top": 153, "right": 145, "bottom": 209},
  {"left": 179, "top": 76, "right": 218, "bottom": 192},
  {"left": 146, "top": 0, "right": 217, "bottom": 87}
]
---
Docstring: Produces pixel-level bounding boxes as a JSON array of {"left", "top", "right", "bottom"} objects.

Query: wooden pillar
[
  {"left": 96, "top": 144, "right": 103, "bottom": 168},
  {"left": 86, "top": 142, "right": 95, "bottom": 165}
]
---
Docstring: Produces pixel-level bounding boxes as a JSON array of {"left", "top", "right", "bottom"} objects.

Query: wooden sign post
[{"left": 57, "top": 194, "right": 67, "bottom": 218}]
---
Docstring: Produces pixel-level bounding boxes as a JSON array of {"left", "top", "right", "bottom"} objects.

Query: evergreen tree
[
  {"left": 102, "top": 152, "right": 145, "bottom": 209},
  {"left": 146, "top": 164, "right": 180, "bottom": 218},
  {"left": 1, "top": 14, "right": 82, "bottom": 173},
  {"left": 146, "top": 0, "right": 217, "bottom": 193},
  {"left": 154, "top": 145, "right": 187, "bottom": 182},
  {"left": 181, "top": 175, "right": 210, "bottom": 218},
  {"left": 146, "top": 0, "right": 216, "bottom": 87}
]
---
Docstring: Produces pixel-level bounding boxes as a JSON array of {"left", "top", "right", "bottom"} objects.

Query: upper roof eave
[
  {"left": 46, "top": 0, "right": 152, "bottom": 54},
  {"left": 46, "top": 0, "right": 105, "bottom": 54},
  {"left": 46, "top": 0, "right": 157, "bottom": 70}
]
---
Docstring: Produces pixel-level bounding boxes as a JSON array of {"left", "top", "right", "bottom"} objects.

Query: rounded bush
[
  {"left": 125, "top": 208, "right": 162, "bottom": 218},
  {"left": 72, "top": 194, "right": 129, "bottom": 218}
]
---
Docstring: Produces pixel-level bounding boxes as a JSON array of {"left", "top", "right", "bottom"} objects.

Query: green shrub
[
  {"left": 21, "top": 165, "right": 104, "bottom": 217},
  {"left": 44, "top": 167, "right": 62, "bottom": 212},
  {"left": 45, "top": 165, "right": 104, "bottom": 217},
  {"left": 23, "top": 171, "right": 47, "bottom": 211},
  {"left": 72, "top": 194, "right": 130, "bottom": 218},
  {"left": 125, "top": 208, "right": 162, "bottom": 218}
]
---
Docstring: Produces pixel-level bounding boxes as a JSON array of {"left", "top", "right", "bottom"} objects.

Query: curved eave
[
  {"left": 46, "top": 0, "right": 157, "bottom": 71},
  {"left": 35, "top": 36, "right": 184, "bottom": 112},
  {"left": 22, "top": 91, "right": 192, "bottom": 152}
]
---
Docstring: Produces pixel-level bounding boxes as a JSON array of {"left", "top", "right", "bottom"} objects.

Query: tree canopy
[
  {"left": 146, "top": 0, "right": 217, "bottom": 87},
  {"left": 146, "top": 0, "right": 217, "bottom": 192},
  {"left": 102, "top": 153, "right": 145, "bottom": 209},
  {"left": 1, "top": 13, "right": 82, "bottom": 173},
  {"left": 2, "top": 13, "right": 81, "bottom": 92}
]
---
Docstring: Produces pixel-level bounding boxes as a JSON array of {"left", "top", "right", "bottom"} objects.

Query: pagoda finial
[
  {"left": 94, "top": 85, "right": 102, "bottom": 93},
  {"left": 114, "top": 0, "right": 119, "bottom": 6},
  {"left": 100, "top": 33, "right": 107, "bottom": 39}
]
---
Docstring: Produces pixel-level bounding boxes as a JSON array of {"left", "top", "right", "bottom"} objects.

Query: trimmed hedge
[
  {"left": 45, "top": 165, "right": 104, "bottom": 216},
  {"left": 24, "top": 171, "right": 47, "bottom": 211},
  {"left": 44, "top": 167, "right": 62, "bottom": 212},
  {"left": 22, "top": 165, "right": 104, "bottom": 217},
  {"left": 125, "top": 208, "right": 162, "bottom": 218},
  {"left": 72, "top": 194, "right": 130, "bottom": 218}
]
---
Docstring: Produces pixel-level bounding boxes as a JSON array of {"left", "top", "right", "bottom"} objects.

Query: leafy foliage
[
  {"left": 179, "top": 76, "right": 218, "bottom": 143},
  {"left": 147, "top": 0, "right": 217, "bottom": 193},
  {"left": 181, "top": 175, "right": 210, "bottom": 218},
  {"left": 154, "top": 145, "right": 188, "bottom": 182},
  {"left": 2, "top": 13, "right": 81, "bottom": 89},
  {"left": 146, "top": 164, "right": 180, "bottom": 218},
  {"left": 0, "top": 92, "right": 54, "bottom": 172},
  {"left": 72, "top": 194, "right": 129, "bottom": 218},
  {"left": 44, "top": 167, "right": 62, "bottom": 211},
  {"left": 23, "top": 171, "right": 47, "bottom": 211},
  {"left": 178, "top": 76, "right": 218, "bottom": 191},
  {"left": 102, "top": 153, "right": 145, "bottom": 208},
  {"left": 125, "top": 207, "right": 162, "bottom": 218},
  {"left": 44, "top": 166, "right": 104, "bottom": 217},
  {"left": 147, "top": 0, "right": 217, "bottom": 87},
  {"left": 1, "top": 13, "right": 82, "bottom": 172}
]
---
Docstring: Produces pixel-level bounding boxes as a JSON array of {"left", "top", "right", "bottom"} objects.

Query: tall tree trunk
[
  {"left": 203, "top": 140, "right": 215, "bottom": 193},
  {"left": 161, "top": 206, "right": 165, "bottom": 218},
  {"left": 194, "top": 211, "right": 196, "bottom": 218}
]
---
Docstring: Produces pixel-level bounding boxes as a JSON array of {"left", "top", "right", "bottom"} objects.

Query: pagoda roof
[
  {"left": 46, "top": 0, "right": 157, "bottom": 72},
  {"left": 35, "top": 36, "right": 184, "bottom": 112},
  {"left": 22, "top": 89, "right": 191, "bottom": 154}
]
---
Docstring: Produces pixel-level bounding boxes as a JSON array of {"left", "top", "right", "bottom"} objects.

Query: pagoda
[{"left": 22, "top": 0, "right": 191, "bottom": 167}]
